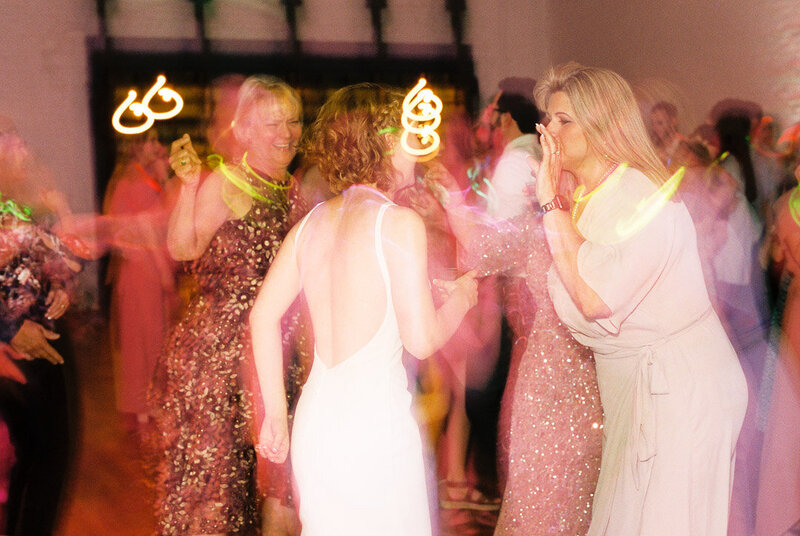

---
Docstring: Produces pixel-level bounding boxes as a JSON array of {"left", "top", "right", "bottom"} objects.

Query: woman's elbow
[
  {"left": 167, "top": 240, "right": 200, "bottom": 261},
  {"left": 579, "top": 299, "right": 612, "bottom": 321},
  {"left": 403, "top": 336, "right": 438, "bottom": 361}
]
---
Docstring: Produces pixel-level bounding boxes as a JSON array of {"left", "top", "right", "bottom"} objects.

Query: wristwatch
[{"left": 539, "top": 195, "right": 568, "bottom": 214}]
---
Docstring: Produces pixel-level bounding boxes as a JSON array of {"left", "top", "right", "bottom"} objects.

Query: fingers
[
  {"left": 41, "top": 327, "right": 61, "bottom": 340},
  {"left": 45, "top": 289, "right": 69, "bottom": 320},
  {"left": 257, "top": 418, "right": 290, "bottom": 464},
  {"left": 169, "top": 134, "right": 201, "bottom": 181},
  {"left": 11, "top": 321, "right": 63, "bottom": 364},
  {"left": 0, "top": 352, "right": 26, "bottom": 384},
  {"left": 37, "top": 342, "right": 64, "bottom": 365}
]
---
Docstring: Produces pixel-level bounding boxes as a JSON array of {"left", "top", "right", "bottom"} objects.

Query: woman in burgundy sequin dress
[{"left": 149, "top": 76, "right": 305, "bottom": 535}]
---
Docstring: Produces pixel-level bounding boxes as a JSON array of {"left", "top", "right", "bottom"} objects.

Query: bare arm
[
  {"left": 384, "top": 207, "right": 477, "bottom": 359},
  {"left": 534, "top": 124, "right": 611, "bottom": 320},
  {"left": 249, "top": 224, "right": 302, "bottom": 463},
  {"left": 166, "top": 134, "right": 232, "bottom": 260}
]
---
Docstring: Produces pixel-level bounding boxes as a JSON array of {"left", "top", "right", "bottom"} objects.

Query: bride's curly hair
[{"left": 303, "top": 83, "right": 402, "bottom": 194}]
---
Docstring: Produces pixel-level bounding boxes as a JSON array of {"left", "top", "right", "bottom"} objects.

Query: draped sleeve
[{"left": 574, "top": 168, "right": 677, "bottom": 335}]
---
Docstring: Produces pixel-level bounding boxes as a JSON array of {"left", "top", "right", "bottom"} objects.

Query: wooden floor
[
  {"left": 53, "top": 312, "right": 497, "bottom": 535},
  {"left": 57, "top": 312, "right": 157, "bottom": 535}
]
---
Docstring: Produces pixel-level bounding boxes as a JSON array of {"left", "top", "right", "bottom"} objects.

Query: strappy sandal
[{"left": 438, "top": 480, "right": 501, "bottom": 511}]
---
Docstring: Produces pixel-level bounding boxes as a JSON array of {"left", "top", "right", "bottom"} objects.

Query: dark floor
[
  {"left": 52, "top": 311, "right": 497, "bottom": 535},
  {"left": 57, "top": 312, "right": 156, "bottom": 536}
]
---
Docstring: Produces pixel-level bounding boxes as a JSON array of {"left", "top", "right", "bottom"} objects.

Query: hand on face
[{"left": 534, "top": 123, "right": 561, "bottom": 203}]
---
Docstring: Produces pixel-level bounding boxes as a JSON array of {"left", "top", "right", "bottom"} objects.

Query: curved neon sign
[
  {"left": 112, "top": 75, "right": 184, "bottom": 135},
  {"left": 400, "top": 78, "right": 442, "bottom": 161}
]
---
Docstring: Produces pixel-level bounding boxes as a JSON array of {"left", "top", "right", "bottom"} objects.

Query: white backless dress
[{"left": 290, "top": 202, "right": 432, "bottom": 536}]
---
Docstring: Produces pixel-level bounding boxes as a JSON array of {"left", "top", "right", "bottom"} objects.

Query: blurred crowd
[{"left": 0, "top": 64, "right": 799, "bottom": 536}]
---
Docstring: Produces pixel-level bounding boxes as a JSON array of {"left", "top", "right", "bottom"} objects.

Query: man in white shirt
[{"left": 484, "top": 79, "right": 542, "bottom": 220}]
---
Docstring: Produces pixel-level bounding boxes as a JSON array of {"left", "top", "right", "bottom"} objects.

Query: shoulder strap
[
  {"left": 293, "top": 202, "right": 322, "bottom": 264},
  {"left": 375, "top": 202, "right": 393, "bottom": 302}
]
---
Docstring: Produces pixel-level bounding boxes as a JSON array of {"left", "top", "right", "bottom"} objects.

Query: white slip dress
[{"left": 290, "top": 202, "right": 432, "bottom": 536}]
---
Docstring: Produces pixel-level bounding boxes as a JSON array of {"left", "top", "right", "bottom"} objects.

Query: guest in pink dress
[
  {"left": 755, "top": 162, "right": 800, "bottom": 535},
  {"left": 103, "top": 130, "right": 176, "bottom": 432}
]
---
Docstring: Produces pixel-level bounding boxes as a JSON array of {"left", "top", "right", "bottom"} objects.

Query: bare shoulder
[
  {"left": 383, "top": 204, "right": 426, "bottom": 242},
  {"left": 195, "top": 170, "right": 235, "bottom": 225}
]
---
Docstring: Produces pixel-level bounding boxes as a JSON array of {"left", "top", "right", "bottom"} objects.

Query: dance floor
[{"left": 54, "top": 311, "right": 497, "bottom": 535}]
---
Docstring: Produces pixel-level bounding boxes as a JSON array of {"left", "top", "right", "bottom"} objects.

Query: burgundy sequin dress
[
  {"left": 461, "top": 212, "right": 603, "bottom": 535},
  {"left": 149, "top": 180, "right": 304, "bottom": 535}
]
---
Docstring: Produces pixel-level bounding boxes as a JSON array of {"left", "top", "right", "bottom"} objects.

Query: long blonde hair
[{"left": 534, "top": 62, "right": 669, "bottom": 184}]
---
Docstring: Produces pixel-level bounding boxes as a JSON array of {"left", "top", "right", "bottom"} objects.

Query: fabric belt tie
[{"left": 630, "top": 345, "right": 670, "bottom": 489}]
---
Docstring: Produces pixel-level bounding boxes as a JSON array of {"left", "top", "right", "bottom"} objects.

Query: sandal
[{"left": 438, "top": 480, "right": 501, "bottom": 511}]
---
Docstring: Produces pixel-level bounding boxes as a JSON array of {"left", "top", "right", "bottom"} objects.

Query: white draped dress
[{"left": 548, "top": 167, "right": 748, "bottom": 535}]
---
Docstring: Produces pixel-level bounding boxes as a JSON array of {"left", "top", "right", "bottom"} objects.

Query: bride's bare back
[{"left": 296, "top": 187, "right": 404, "bottom": 368}]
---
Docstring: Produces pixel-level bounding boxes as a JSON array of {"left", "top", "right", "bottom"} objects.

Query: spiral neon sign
[
  {"left": 112, "top": 75, "right": 184, "bottom": 135},
  {"left": 400, "top": 78, "right": 442, "bottom": 161}
]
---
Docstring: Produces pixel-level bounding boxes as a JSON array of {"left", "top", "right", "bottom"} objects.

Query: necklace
[
  {"left": 789, "top": 184, "right": 800, "bottom": 227},
  {"left": 0, "top": 192, "right": 32, "bottom": 223},
  {"left": 571, "top": 162, "right": 627, "bottom": 223},
  {"left": 209, "top": 153, "right": 293, "bottom": 212}
]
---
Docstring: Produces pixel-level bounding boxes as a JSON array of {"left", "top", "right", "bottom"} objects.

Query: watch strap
[{"left": 540, "top": 195, "right": 568, "bottom": 213}]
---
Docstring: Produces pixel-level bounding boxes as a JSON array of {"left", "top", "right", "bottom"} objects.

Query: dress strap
[
  {"left": 293, "top": 202, "right": 323, "bottom": 264},
  {"left": 375, "top": 202, "right": 393, "bottom": 303}
]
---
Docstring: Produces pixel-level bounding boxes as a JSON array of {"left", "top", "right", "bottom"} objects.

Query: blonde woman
[
  {"left": 533, "top": 63, "right": 748, "bottom": 535},
  {"left": 150, "top": 76, "right": 304, "bottom": 535}
]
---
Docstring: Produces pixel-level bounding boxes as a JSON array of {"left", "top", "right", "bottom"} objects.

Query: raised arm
[
  {"left": 425, "top": 164, "right": 536, "bottom": 277},
  {"left": 383, "top": 206, "right": 477, "bottom": 359},
  {"left": 249, "top": 224, "right": 302, "bottom": 463},
  {"left": 166, "top": 134, "right": 231, "bottom": 260},
  {"left": 534, "top": 124, "right": 611, "bottom": 320}
]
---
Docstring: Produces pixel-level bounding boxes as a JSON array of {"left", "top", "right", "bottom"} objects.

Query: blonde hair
[
  {"left": 303, "top": 83, "right": 402, "bottom": 194},
  {"left": 232, "top": 75, "right": 302, "bottom": 144},
  {"left": 534, "top": 62, "right": 669, "bottom": 184}
]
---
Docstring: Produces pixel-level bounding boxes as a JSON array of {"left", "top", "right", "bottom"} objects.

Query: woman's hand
[
  {"left": 169, "top": 134, "right": 202, "bottom": 184},
  {"left": 10, "top": 319, "right": 63, "bottom": 364},
  {"left": 534, "top": 123, "right": 562, "bottom": 204},
  {"left": 0, "top": 342, "right": 26, "bottom": 383},
  {"left": 434, "top": 269, "right": 478, "bottom": 310},
  {"left": 45, "top": 288, "right": 70, "bottom": 320},
  {"left": 256, "top": 412, "right": 290, "bottom": 464}
]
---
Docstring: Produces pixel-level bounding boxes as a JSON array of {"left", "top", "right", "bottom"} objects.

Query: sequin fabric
[
  {"left": 149, "top": 182, "right": 304, "bottom": 535},
  {"left": 461, "top": 213, "right": 603, "bottom": 535}
]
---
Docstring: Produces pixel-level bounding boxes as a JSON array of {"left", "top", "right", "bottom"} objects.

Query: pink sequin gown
[{"left": 462, "top": 213, "right": 603, "bottom": 535}]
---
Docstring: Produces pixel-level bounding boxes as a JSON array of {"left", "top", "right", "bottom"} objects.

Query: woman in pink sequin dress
[{"left": 439, "top": 173, "right": 603, "bottom": 533}]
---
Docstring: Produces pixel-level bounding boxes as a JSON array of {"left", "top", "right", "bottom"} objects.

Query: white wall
[
  {"left": 1, "top": 1, "right": 796, "bottom": 283},
  {"left": 547, "top": 0, "right": 799, "bottom": 132},
  {"left": 0, "top": 0, "right": 96, "bottom": 213}
]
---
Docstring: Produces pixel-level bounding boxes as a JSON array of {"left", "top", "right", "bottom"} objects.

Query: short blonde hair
[
  {"left": 534, "top": 62, "right": 669, "bottom": 184},
  {"left": 232, "top": 75, "right": 302, "bottom": 144},
  {"left": 303, "top": 83, "right": 402, "bottom": 194}
]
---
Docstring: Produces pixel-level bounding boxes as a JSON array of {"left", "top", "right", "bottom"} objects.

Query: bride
[{"left": 250, "top": 83, "right": 477, "bottom": 535}]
